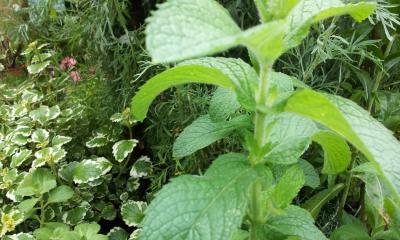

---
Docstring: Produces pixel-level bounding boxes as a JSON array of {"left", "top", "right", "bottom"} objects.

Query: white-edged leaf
[
  {"left": 27, "top": 61, "right": 50, "bottom": 74},
  {"left": 11, "top": 149, "right": 32, "bottom": 168},
  {"left": 86, "top": 134, "right": 108, "bottom": 148},
  {"left": 112, "top": 140, "right": 138, "bottom": 162},
  {"left": 121, "top": 200, "right": 147, "bottom": 227},
  {"left": 52, "top": 135, "right": 72, "bottom": 146}
]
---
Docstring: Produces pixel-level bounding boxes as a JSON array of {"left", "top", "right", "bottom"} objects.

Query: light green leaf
[
  {"left": 52, "top": 135, "right": 72, "bottom": 146},
  {"left": 269, "top": 0, "right": 300, "bottom": 20},
  {"left": 312, "top": 131, "right": 351, "bottom": 174},
  {"left": 146, "top": 0, "right": 241, "bottom": 63},
  {"left": 0, "top": 63, "right": 4, "bottom": 72},
  {"left": 131, "top": 65, "right": 234, "bottom": 121},
  {"left": 48, "top": 106, "right": 61, "bottom": 121},
  {"left": 121, "top": 200, "right": 147, "bottom": 227},
  {"left": 29, "top": 106, "right": 49, "bottom": 125},
  {"left": 11, "top": 149, "right": 32, "bottom": 168},
  {"left": 140, "top": 153, "right": 259, "bottom": 240},
  {"left": 173, "top": 114, "right": 251, "bottom": 158},
  {"left": 331, "top": 223, "right": 370, "bottom": 240},
  {"left": 112, "top": 140, "right": 138, "bottom": 162},
  {"left": 265, "top": 205, "right": 327, "bottom": 240},
  {"left": 16, "top": 168, "right": 57, "bottom": 196},
  {"left": 21, "top": 90, "right": 43, "bottom": 104},
  {"left": 271, "top": 165, "right": 305, "bottom": 208},
  {"left": 298, "top": 159, "right": 320, "bottom": 189},
  {"left": 4, "top": 233, "right": 35, "bottom": 240},
  {"left": 31, "top": 53, "right": 52, "bottom": 63},
  {"left": 27, "top": 61, "right": 50, "bottom": 74},
  {"left": 47, "top": 185, "right": 74, "bottom": 203},
  {"left": 284, "top": 0, "right": 376, "bottom": 50},
  {"left": 301, "top": 183, "right": 345, "bottom": 219},
  {"left": 18, "top": 197, "right": 39, "bottom": 214},
  {"left": 75, "top": 223, "right": 107, "bottom": 240},
  {"left": 265, "top": 113, "right": 317, "bottom": 164},
  {"left": 285, "top": 90, "right": 400, "bottom": 201}
]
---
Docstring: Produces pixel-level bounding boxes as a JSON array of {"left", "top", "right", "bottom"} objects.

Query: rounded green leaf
[
  {"left": 16, "top": 168, "right": 57, "bottom": 197},
  {"left": 47, "top": 185, "right": 74, "bottom": 203}
]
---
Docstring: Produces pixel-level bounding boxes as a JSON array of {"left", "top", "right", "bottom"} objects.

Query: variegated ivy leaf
[
  {"left": 121, "top": 200, "right": 147, "bottom": 227},
  {"left": 21, "top": 89, "right": 43, "bottom": 104},
  {"left": 51, "top": 135, "right": 72, "bottom": 146},
  {"left": 27, "top": 61, "right": 50, "bottom": 75},
  {"left": 130, "top": 156, "right": 152, "bottom": 178},
  {"left": 10, "top": 149, "right": 32, "bottom": 168},
  {"left": 12, "top": 104, "right": 28, "bottom": 118},
  {"left": 107, "top": 227, "right": 129, "bottom": 240},
  {"left": 112, "top": 140, "right": 138, "bottom": 162},
  {"left": 10, "top": 133, "right": 29, "bottom": 146},
  {"left": 31, "top": 129, "right": 49, "bottom": 147},
  {"left": 33, "top": 147, "right": 66, "bottom": 168},
  {"left": 62, "top": 204, "right": 88, "bottom": 225},
  {"left": 86, "top": 134, "right": 108, "bottom": 148},
  {"left": 72, "top": 158, "right": 112, "bottom": 184},
  {"left": 29, "top": 106, "right": 55, "bottom": 125},
  {"left": 3, "top": 232, "right": 35, "bottom": 240},
  {"left": 110, "top": 108, "right": 137, "bottom": 127}
]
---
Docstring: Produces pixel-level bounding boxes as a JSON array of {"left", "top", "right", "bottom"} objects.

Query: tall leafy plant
[{"left": 131, "top": 0, "right": 400, "bottom": 239}]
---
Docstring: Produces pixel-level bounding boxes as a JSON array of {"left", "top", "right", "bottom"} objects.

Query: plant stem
[
  {"left": 338, "top": 156, "right": 356, "bottom": 219},
  {"left": 40, "top": 199, "right": 45, "bottom": 227},
  {"left": 250, "top": 63, "right": 273, "bottom": 239},
  {"left": 367, "top": 36, "right": 396, "bottom": 112}
]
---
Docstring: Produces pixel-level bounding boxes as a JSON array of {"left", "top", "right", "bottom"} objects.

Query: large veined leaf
[
  {"left": 265, "top": 113, "right": 318, "bottom": 164},
  {"left": 285, "top": 90, "right": 400, "bottom": 201},
  {"left": 209, "top": 87, "right": 240, "bottom": 122},
  {"left": 270, "top": 165, "right": 305, "bottom": 208},
  {"left": 180, "top": 57, "right": 258, "bottom": 111},
  {"left": 173, "top": 115, "right": 251, "bottom": 158},
  {"left": 140, "top": 153, "right": 260, "bottom": 240},
  {"left": 284, "top": 0, "right": 376, "bottom": 50},
  {"left": 263, "top": 205, "right": 327, "bottom": 240},
  {"left": 146, "top": 0, "right": 241, "bottom": 63},
  {"left": 131, "top": 65, "right": 234, "bottom": 121}
]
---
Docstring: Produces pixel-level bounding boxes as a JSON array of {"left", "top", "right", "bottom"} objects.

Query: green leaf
[
  {"left": 10, "top": 149, "right": 32, "bottom": 168},
  {"left": 173, "top": 115, "right": 251, "bottom": 158},
  {"left": 16, "top": 168, "right": 57, "bottom": 196},
  {"left": 52, "top": 135, "right": 72, "bottom": 147},
  {"left": 285, "top": 90, "right": 400, "bottom": 201},
  {"left": 47, "top": 185, "right": 74, "bottom": 203},
  {"left": 301, "top": 183, "right": 345, "bottom": 219},
  {"left": 62, "top": 205, "right": 88, "bottom": 225},
  {"left": 269, "top": 0, "right": 300, "bottom": 20},
  {"left": 121, "top": 200, "right": 147, "bottom": 227},
  {"left": 27, "top": 61, "right": 50, "bottom": 74},
  {"left": 85, "top": 134, "right": 109, "bottom": 148},
  {"left": 331, "top": 223, "right": 371, "bottom": 240},
  {"left": 298, "top": 159, "right": 320, "bottom": 189},
  {"left": 284, "top": 0, "right": 376, "bottom": 50},
  {"left": 131, "top": 65, "right": 234, "bottom": 121},
  {"left": 108, "top": 227, "right": 129, "bottom": 240},
  {"left": 312, "top": 131, "right": 351, "bottom": 174},
  {"left": 112, "top": 140, "right": 138, "bottom": 162},
  {"left": 130, "top": 156, "right": 152, "bottom": 178},
  {"left": 264, "top": 205, "right": 327, "bottom": 240},
  {"left": 72, "top": 158, "right": 112, "bottom": 184},
  {"left": 4, "top": 233, "right": 35, "bottom": 240},
  {"left": 180, "top": 57, "right": 258, "bottom": 111},
  {"left": 31, "top": 129, "right": 50, "bottom": 147},
  {"left": 209, "top": 87, "right": 240, "bottom": 122},
  {"left": 18, "top": 197, "right": 39, "bottom": 214},
  {"left": 271, "top": 165, "right": 305, "bottom": 208},
  {"left": 140, "top": 153, "right": 259, "bottom": 240},
  {"left": 33, "top": 147, "right": 66, "bottom": 168},
  {"left": 240, "top": 20, "right": 287, "bottom": 63},
  {"left": 75, "top": 223, "right": 107, "bottom": 240},
  {"left": 146, "top": 0, "right": 241, "bottom": 63},
  {"left": 265, "top": 113, "right": 318, "bottom": 164},
  {"left": 29, "top": 106, "right": 49, "bottom": 125}
]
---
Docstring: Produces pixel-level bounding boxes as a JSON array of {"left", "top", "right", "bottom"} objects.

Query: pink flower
[
  {"left": 59, "top": 56, "right": 77, "bottom": 71},
  {"left": 69, "top": 71, "right": 81, "bottom": 82}
]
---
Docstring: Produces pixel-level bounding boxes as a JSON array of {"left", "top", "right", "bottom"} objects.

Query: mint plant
[{"left": 131, "top": 0, "right": 400, "bottom": 239}]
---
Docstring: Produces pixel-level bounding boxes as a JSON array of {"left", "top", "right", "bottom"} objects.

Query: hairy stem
[{"left": 250, "top": 63, "right": 273, "bottom": 239}]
